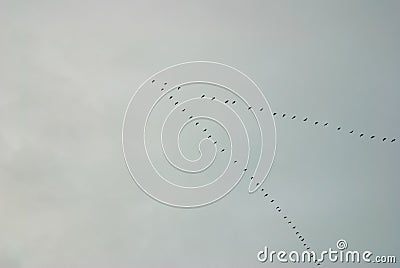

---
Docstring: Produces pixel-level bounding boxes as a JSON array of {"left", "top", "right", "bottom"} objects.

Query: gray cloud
[{"left": 0, "top": 1, "right": 399, "bottom": 267}]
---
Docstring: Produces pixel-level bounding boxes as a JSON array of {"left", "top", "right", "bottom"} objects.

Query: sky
[{"left": 0, "top": 1, "right": 399, "bottom": 267}]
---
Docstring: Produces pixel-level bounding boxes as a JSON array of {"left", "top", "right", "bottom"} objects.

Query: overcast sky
[{"left": 1, "top": 1, "right": 399, "bottom": 267}]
